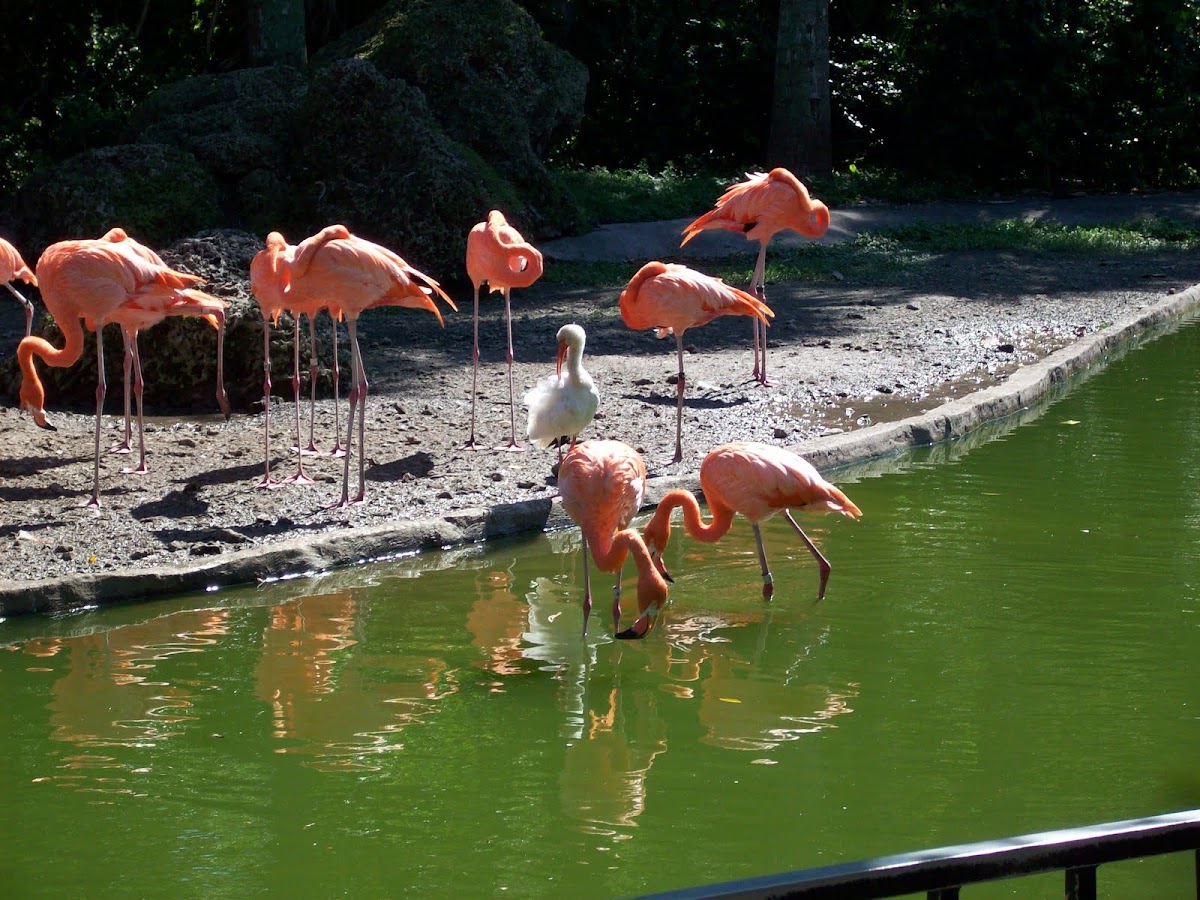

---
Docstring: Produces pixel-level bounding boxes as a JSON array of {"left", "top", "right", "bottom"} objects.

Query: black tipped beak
[
  {"left": 662, "top": 570, "right": 675, "bottom": 584},
  {"left": 37, "top": 419, "right": 56, "bottom": 432},
  {"left": 614, "top": 626, "right": 647, "bottom": 641}
]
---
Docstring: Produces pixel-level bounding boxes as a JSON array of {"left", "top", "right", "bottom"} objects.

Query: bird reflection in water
[
  {"left": 254, "top": 589, "right": 457, "bottom": 771},
  {"left": 16, "top": 608, "right": 232, "bottom": 795}
]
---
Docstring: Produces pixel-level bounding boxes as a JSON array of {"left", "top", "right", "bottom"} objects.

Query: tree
[
  {"left": 247, "top": 0, "right": 307, "bottom": 67},
  {"left": 767, "top": 0, "right": 831, "bottom": 178}
]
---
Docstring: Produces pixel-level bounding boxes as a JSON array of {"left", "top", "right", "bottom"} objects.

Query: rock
[{"left": 12, "top": 144, "right": 220, "bottom": 254}]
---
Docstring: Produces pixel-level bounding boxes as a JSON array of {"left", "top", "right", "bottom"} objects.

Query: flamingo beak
[
  {"left": 614, "top": 616, "right": 653, "bottom": 640},
  {"left": 648, "top": 547, "right": 674, "bottom": 583}
]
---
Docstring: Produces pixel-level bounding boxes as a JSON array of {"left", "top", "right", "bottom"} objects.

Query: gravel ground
[{"left": 2, "top": 199, "right": 1197, "bottom": 606}]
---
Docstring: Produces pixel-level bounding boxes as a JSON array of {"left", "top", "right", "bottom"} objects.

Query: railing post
[{"left": 1065, "top": 865, "right": 1097, "bottom": 900}]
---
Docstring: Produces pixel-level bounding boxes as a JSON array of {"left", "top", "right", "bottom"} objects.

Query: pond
[{"left": 2, "top": 316, "right": 1199, "bottom": 899}]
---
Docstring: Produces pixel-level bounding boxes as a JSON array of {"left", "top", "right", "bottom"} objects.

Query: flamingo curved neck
[
  {"left": 654, "top": 488, "right": 735, "bottom": 543},
  {"left": 17, "top": 325, "right": 86, "bottom": 419}
]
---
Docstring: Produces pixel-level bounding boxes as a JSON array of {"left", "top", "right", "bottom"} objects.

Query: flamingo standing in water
[
  {"left": 619, "top": 261, "right": 773, "bottom": 463},
  {"left": 0, "top": 237, "right": 37, "bottom": 336},
  {"left": 17, "top": 230, "right": 229, "bottom": 507},
  {"left": 273, "top": 224, "right": 457, "bottom": 506},
  {"left": 638, "top": 441, "right": 861, "bottom": 626},
  {"left": 523, "top": 323, "right": 600, "bottom": 465},
  {"left": 680, "top": 168, "right": 830, "bottom": 384},
  {"left": 249, "top": 227, "right": 347, "bottom": 489},
  {"left": 464, "top": 210, "right": 543, "bottom": 450},
  {"left": 98, "top": 228, "right": 230, "bottom": 474},
  {"left": 557, "top": 439, "right": 671, "bottom": 638}
]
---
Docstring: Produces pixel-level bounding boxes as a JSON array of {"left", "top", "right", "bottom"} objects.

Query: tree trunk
[
  {"left": 767, "top": 0, "right": 832, "bottom": 178},
  {"left": 247, "top": 0, "right": 307, "bottom": 68}
]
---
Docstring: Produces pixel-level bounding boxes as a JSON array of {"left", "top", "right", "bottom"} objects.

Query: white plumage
[{"left": 524, "top": 323, "right": 600, "bottom": 460}]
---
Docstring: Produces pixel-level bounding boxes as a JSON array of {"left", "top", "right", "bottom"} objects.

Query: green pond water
[{"left": 3, "top": 316, "right": 1200, "bottom": 899}]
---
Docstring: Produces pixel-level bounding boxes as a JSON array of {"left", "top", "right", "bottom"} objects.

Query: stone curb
[{"left": 3, "top": 284, "right": 1198, "bottom": 618}]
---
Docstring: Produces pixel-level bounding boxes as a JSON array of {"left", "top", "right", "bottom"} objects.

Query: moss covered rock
[{"left": 13, "top": 144, "right": 221, "bottom": 254}]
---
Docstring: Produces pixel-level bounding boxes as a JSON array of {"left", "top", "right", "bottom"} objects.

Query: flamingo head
[
  {"left": 613, "top": 531, "right": 670, "bottom": 640},
  {"left": 18, "top": 379, "right": 52, "bottom": 430},
  {"left": 640, "top": 512, "right": 674, "bottom": 583}
]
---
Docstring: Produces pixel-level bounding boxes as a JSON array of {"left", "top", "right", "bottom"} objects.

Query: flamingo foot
[
  {"left": 327, "top": 444, "right": 348, "bottom": 459},
  {"left": 108, "top": 441, "right": 133, "bottom": 455},
  {"left": 283, "top": 471, "right": 317, "bottom": 486},
  {"left": 255, "top": 476, "right": 285, "bottom": 490},
  {"left": 121, "top": 463, "right": 150, "bottom": 476},
  {"left": 494, "top": 441, "right": 525, "bottom": 452},
  {"left": 299, "top": 442, "right": 323, "bottom": 457}
]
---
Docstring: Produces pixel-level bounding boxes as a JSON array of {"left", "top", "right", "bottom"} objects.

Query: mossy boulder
[
  {"left": 12, "top": 144, "right": 221, "bottom": 254},
  {"left": 311, "top": 0, "right": 588, "bottom": 235},
  {"left": 128, "top": 66, "right": 307, "bottom": 181},
  {"left": 289, "top": 58, "right": 499, "bottom": 281}
]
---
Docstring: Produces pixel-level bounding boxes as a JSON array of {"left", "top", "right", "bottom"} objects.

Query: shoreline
[{"left": 4, "top": 282, "right": 1197, "bottom": 619}]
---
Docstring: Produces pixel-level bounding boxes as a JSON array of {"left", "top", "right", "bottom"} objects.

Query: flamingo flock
[{"left": 6, "top": 167, "right": 860, "bottom": 638}]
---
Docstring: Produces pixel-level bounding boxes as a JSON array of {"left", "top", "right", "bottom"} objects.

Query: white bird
[{"left": 524, "top": 323, "right": 600, "bottom": 464}]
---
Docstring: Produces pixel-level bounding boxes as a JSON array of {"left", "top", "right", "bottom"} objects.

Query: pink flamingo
[
  {"left": 638, "top": 441, "right": 862, "bottom": 630},
  {"left": 274, "top": 224, "right": 457, "bottom": 506},
  {"left": 619, "top": 261, "right": 773, "bottom": 463},
  {"left": 98, "top": 229, "right": 230, "bottom": 474},
  {"left": 464, "top": 210, "right": 543, "bottom": 450},
  {"left": 249, "top": 227, "right": 348, "bottom": 489},
  {"left": 557, "top": 439, "right": 671, "bottom": 638},
  {"left": 18, "top": 230, "right": 228, "bottom": 507},
  {"left": 681, "top": 168, "right": 830, "bottom": 384}
]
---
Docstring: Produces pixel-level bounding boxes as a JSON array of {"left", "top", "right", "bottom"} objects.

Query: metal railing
[{"left": 634, "top": 809, "right": 1200, "bottom": 899}]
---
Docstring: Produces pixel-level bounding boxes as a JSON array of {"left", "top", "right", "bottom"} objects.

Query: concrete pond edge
[{"left": 5, "top": 283, "right": 1199, "bottom": 618}]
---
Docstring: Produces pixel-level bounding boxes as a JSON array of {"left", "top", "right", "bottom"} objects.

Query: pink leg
[
  {"left": 611, "top": 568, "right": 623, "bottom": 633},
  {"left": 109, "top": 327, "right": 134, "bottom": 454},
  {"left": 328, "top": 312, "right": 345, "bottom": 457},
  {"left": 213, "top": 308, "right": 230, "bottom": 418},
  {"left": 284, "top": 314, "right": 314, "bottom": 485},
  {"left": 302, "top": 314, "right": 321, "bottom": 455},
  {"left": 465, "top": 286, "right": 482, "bottom": 449},
  {"left": 336, "top": 317, "right": 368, "bottom": 507},
  {"left": 580, "top": 535, "right": 592, "bottom": 638},
  {"left": 784, "top": 510, "right": 832, "bottom": 600},
  {"left": 86, "top": 324, "right": 108, "bottom": 508},
  {"left": 672, "top": 334, "right": 685, "bottom": 463},
  {"left": 5, "top": 283, "right": 33, "bottom": 337},
  {"left": 752, "top": 522, "right": 774, "bottom": 600},
  {"left": 256, "top": 320, "right": 282, "bottom": 489},
  {"left": 750, "top": 243, "right": 770, "bottom": 385},
  {"left": 121, "top": 333, "right": 149, "bottom": 475},
  {"left": 497, "top": 287, "right": 523, "bottom": 451}
]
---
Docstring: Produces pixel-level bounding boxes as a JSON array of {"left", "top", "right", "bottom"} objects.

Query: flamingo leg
[
  {"left": 303, "top": 313, "right": 320, "bottom": 455},
  {"left": 752, "top": 522, "right": 774, "bottom": 600},
  {"left": 783, "top": 510, "right": 832, "bottom": 600},
  {"left": 673, "top": 333, "right": 685, "bottom": 463},
  {"left": 329, "top": 312, "right": 345, "bottom": 458},
  {"left": 5, "top": 282, "right": 33, "bottom": 336},
  {"left": 87, "top": 324, "right": 108, "bottom": 508},
  {"left": 110, "top": 327, "right": 134, "bottom": 455},
  {"left": 499, "top": 287, "right": 523, "bottom": 451},
  {"left": 122, "top": 332, "right": 149, "bottom": 475},
  {"left": 611, "top": 566, "right": 623, "bottom": 634},
  {"left": 256, "top": 319, "right": 282, "bottom": 489},
  {"left": 749, "top": 242, "right": 770, "bottom": 385},
  {"left": 580, "top": 534, "right": 592, "bottom": 637},
  {"left": 285, "top": 314, "right": 315, "bottom": 485},
  {"left": 213, "top": 308, "right": 230, "bottom": 419},
  {"left": 337, "top": 316, "right": 368, "bottom": 506},
  {"left": 465, "top": 285, "right": 481, "bottom": 449}
]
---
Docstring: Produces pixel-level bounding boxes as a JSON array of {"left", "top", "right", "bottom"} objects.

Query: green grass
[{"left": 548, "top": 163, "right": 1200, "bottom": 289}]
